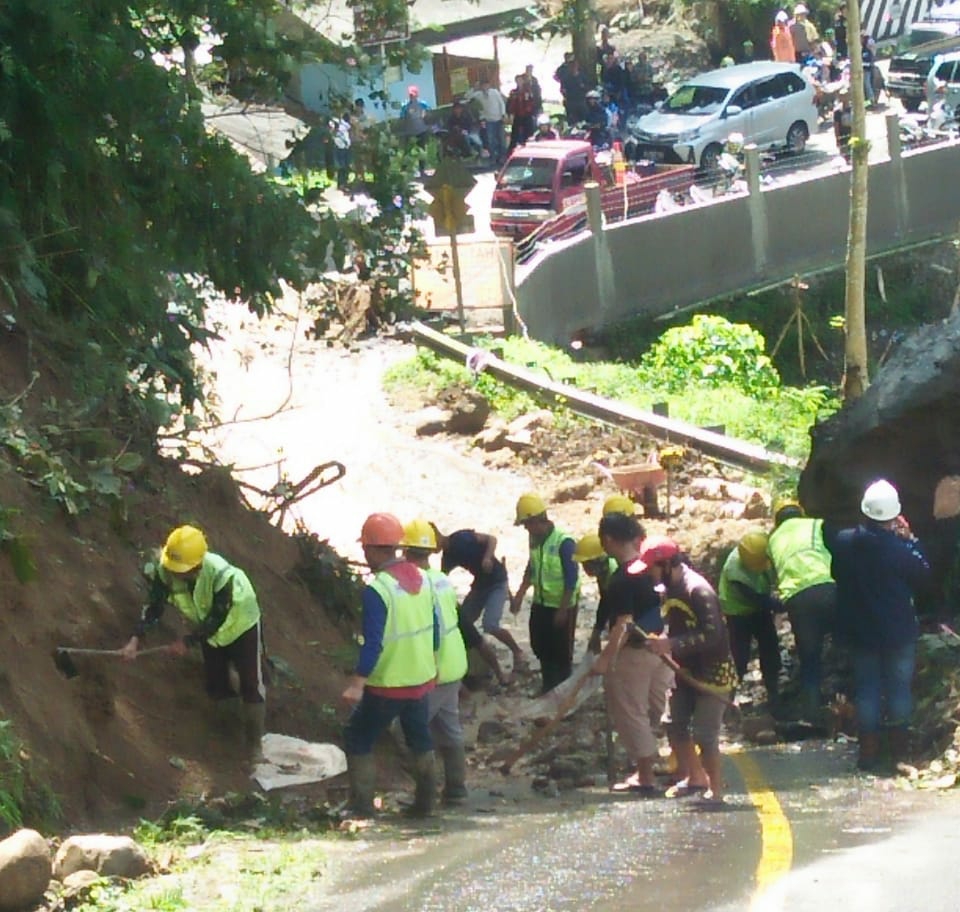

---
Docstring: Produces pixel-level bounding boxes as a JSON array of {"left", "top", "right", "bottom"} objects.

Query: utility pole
[{"left": 843, "top": 0, "right": 869, "bottom": 400}]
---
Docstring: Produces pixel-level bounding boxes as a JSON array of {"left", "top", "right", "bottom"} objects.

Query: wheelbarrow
[{"left": 596, "top": 460, "right": 668, "bottom": 517}]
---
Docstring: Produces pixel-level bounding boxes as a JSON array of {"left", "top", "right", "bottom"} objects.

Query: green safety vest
[
  {"left": 425, "top": 569, "right": 468, "bottom": 685},
  {"left": 718, "top": 548, "right": 774, "bottom": 616},
  {"left": 766, "top": 517, "right": 833, "bottom": 603},
  {"left": 366, "top": 569, "right": 437, "bottom": 688},
  {"left": 530, "top": 525, "right": 580, "bottom": 608},
  {"left": 158, "top": 552, "right": 260, "bottom": 648}
]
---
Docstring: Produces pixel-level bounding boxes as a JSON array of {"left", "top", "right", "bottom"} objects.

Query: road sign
[{"left": 428, "top": 185, "right": 472, "bottom": 236}]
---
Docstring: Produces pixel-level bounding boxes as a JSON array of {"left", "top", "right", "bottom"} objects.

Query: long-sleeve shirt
[
  {"left": 830, "top": 523, "right": 930, "bottom": 649},
  {"left": 136, "top": 571, "right": 233, "bottom": 645}
]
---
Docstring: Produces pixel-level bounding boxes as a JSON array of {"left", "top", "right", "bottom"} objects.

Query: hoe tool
[{"left": 53, "top": 645, "right": 170, "bottom": 679}]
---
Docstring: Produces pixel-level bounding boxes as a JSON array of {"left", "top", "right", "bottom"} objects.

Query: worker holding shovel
[
  {"left": 589, "top": 513, "right": 673, "bottom": 796},
  {"left": 120, "top": 524, "right": 266, "bottom": 763},
  {"left": 641, "top": 536, "right": 736, "bottom": 805}
]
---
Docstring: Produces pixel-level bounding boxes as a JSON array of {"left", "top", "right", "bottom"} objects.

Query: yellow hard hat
[
  {"left": 773, "top": 496, "right": 804, "bottom": 525},
  {"left": 515, "top": 493, "right": 547, "bottom": 525},
  {"left": 602, "top": 494, "right": 636, "bottom": 517},
  {"left": 573, "top": 533, "right": 606, "bottom": 563},
  {"left": 401, "top": 518, "right": 438, "bottom": 551},
  {"left": 737, "top": 531, "right": 770, "bottom": 572},
  {"left": 161, "top": 525, "right": 208, "bottom": 573}
]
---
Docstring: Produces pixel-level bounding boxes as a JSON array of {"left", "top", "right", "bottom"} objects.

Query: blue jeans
[
  {"left": 344, "top": 690, "right": 433, "bottom": 755},
  {"left": 484, "top": 120, "right": 506, "bottom": 164},
  {"left": 851, "top": 642, "right": 916, "bottom": 733}
]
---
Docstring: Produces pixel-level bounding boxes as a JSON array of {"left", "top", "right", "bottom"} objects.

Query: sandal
[{"left": 665, "top": 780, "right": 709, "bottom": 799}]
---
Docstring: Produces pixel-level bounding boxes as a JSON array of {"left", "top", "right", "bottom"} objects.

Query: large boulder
[
  {"left": 0, "top": 828, "right": 51, "bottom": 912},
  {"left": 53, "top": 835, "right": 150, "bottom": 880},
  {"left": 799, "top": 313, "right": 960, "bottom": 590}
]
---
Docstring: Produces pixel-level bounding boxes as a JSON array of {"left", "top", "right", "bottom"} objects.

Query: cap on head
[
  {"left": 408, "top": 85, "right": 419, "bottom": 97},
  {"left": 586, "top": 89, "right": 602, "bottom": 100},
  {"left": 738, "top": 531, "right": 771, "bottom": 573},
  {"left": 401, "top": 517, "right": 438, "bottom": 551},
  {"left": 537, "top": 113, "right": 552, "bottom": 126},
  {"left": 359, "top": 512, "right": 404, "bottom": 547},
  {"left": 861, "top": 479, "right": 901, "bottom": 522},
  {"left": 639, "top": 535, "right": 679, "bottom": 565},
  {"left": 603, "top": 494, "right": 637, "bottom": 517},
  {"left": 776, "top": 10, "right": 789, "bottom": 22},
  {"left": 794, "top": 3, "right": 808, "bottom": 14},
  {"left": 515, "top": 493, "right": 547, "bottom": 525},
  {"left": 161, "top": 525, "right": 208, "bottom": 573},
  {"left": 573, "top": 533, "right": 606, "bottom": 563}
]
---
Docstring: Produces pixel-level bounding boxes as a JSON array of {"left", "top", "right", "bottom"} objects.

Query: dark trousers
[
  {"left": 726, "top": 611, "right": 781, "bottom": 698},
  {"left": 200, "top": 622, "right": 265, "bottom": 704},
  {"left": 529, "top": 602, "right": 576, "bottom": 693},
  {"left": 343, "top": 690, "right": 433, "bottom": 755},
  {"left": 785, "top": 582, "right": 837, "bottom": 712}
]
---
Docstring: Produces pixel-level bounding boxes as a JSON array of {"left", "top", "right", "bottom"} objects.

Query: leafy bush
[{"left": 638, "top": 315, "right": 781, "bottom": 395}]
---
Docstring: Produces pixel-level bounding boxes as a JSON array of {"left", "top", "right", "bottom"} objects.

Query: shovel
[{"left": 53, "top": 644, "right": 171, "bottom": 679}]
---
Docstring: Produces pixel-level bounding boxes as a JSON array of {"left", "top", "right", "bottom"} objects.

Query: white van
[
  {"left": 630, "top": 62, "right": 819, "bottom": 171},
  {"left": 926, "top": 48, "right": 960, "bottom": 110}
]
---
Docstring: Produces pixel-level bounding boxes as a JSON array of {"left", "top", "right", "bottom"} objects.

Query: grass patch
[{"left": 383, "top": 335, "right": 838, "bottom": 462}]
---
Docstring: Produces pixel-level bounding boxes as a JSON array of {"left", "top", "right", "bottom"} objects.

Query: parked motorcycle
[{"left": 899, "top": 101, "right": 959, "bottom": 150}]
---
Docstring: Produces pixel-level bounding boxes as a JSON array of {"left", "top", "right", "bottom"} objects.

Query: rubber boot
[
  {"left": 857, "top": 732, "right": 882, "bottom": 772},
  {"left": 213, "top": 698, "right": 241, "bottom": 739},
  {"left": 406, "top": 751, "right": 438, "bottom": 818},
  {"left": 347, "top": 754, "right": 377, "bottom": 818},
  {"left": 242, "top": 702, "right": 266, "bottom": 764},
  {"left": 439, "top": 745, "right": 468, "bottom": 805}
]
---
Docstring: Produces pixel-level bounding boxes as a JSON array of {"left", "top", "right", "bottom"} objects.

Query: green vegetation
[
  {"left": 0, "top": 717, "right": 60, "bottom": 835},
  {"left": 384, "top": 323, "right": 838, "bottom": 460}
]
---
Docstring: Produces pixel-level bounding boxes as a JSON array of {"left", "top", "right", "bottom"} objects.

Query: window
[
  {"left": 561, "top": 155, "right": 588, "bottom": 187},
  {"left": 753, "top": 76, "right": 782, "bottom": 105},
  {"left": 497, "top": 158, "right": 556, "bottom": 191},
  {"left": 729, "top": 85, "right": 755, "bottom": 110},
  {"left": 936, "top": 60, "right": 958, "bottom": 81},
  {"left": 665, "top": 84, "right": 729, "bottom": 115},
  {"left": 775, "top": 72, "right": 806, "bottom": 95}
]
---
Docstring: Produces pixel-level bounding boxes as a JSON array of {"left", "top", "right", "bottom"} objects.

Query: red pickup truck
[{"left": 490, "top": 140, "right": 694, "bottom": 243}]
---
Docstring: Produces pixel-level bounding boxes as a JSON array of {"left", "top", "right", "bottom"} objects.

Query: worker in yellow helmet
[
  {"left": 509, "top": 494, "right": 580, "bottom": 693},
  {"left": 766, "top": 496, "right": 837, "bottom": 722},
  {"left": 718, "top": 531, "right": 782, "bottom": 711},
  {"left": 121, "top": 525, "right": 265, "bottom": 763},
  {"left": 401, "top": 519, "right": 470, "bottom": 805},
  {"left": 573, "top": 532, "right": 620, "bottom": 655}
]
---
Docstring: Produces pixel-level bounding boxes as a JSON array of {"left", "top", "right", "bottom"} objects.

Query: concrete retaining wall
[{"left": 515, "top": 123, "right": 960, "bottom": 346}]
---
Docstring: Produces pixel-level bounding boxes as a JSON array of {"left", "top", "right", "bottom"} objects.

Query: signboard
[{"left": 352, "top": 0, "right": 409, "bottom": 46}]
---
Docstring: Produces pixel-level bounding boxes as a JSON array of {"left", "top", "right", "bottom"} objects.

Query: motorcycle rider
[
  {"left": 533, "top": 113, "right": 559, "bottom": 141},
  {"left": 583, "top": 90, "right": 610, "bottom": 148}
]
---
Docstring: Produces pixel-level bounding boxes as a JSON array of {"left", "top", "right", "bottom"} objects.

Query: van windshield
[
  {"left": 664, "top": 84, "right": 729, "bottom": 115},
  {"left": 496, "top": 158, "right": 556, "bottom": 191}
]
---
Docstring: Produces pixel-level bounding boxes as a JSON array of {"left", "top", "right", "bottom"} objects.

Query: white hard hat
[
  {"left": 537, "top": 113, "right": 551, "bottom": 126},
  {"left": 776, "top": 10, "right": 789, "bottom": 22},
  {"left": 794, "top": 3, "right": 808, "bottom": 14},
  {"left": 861, "top": 479, "right": 902, "bottom": 522}
]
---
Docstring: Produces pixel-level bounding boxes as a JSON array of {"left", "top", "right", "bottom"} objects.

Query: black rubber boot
[
  {"left": 406, "top": 751, "right": 438, "bottom": 818},
  {"left": 439, "top": 745, "right": 468, "bottom": 805},
  {"left": 347, "top": 754, "right": 377, "bottom": 818}
]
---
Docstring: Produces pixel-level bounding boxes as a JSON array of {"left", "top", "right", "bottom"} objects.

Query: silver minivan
[{"left": 630, "top": 62, "right": 819, "bottom": 170}]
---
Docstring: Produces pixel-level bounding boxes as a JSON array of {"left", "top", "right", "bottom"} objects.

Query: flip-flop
[{"left": 665, "top": 782, "right": 709, "bottom": 799}]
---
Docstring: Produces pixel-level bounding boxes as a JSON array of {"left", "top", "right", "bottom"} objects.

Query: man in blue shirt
[{"left": 830, "top": 480, "right": 930, "bottom": 773}]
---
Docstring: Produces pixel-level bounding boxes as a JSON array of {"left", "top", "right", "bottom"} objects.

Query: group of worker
[{"left": 118, "top": 473, "right": 929, "bottom": 815}]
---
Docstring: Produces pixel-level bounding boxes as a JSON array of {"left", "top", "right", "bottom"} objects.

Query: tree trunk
[
  {"left": 843, "top": 0, "right": 869, "bottom": 401},
  {"left": 571, "top": 0, "right": 596, "bottom": 83}
]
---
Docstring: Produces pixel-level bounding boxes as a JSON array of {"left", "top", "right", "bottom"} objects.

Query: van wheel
[
  {"left": 700, "top": 143, "right": 723, "bottom": 172},
  {"left": 787, "top": 121, "right": 809, "bottom": 154}
]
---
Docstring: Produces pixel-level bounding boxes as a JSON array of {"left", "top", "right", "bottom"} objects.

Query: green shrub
[{"left": 638, "top": 315, "right": 781, "bottom": 395}]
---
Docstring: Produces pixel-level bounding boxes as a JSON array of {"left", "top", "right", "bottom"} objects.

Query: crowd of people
[{"left": 117, "top": 472, "right": 930, "bottom": 817}]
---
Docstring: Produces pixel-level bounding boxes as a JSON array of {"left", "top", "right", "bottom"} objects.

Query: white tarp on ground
[{"left": 253, "top": 734, "right": 348, "bottom": 791}]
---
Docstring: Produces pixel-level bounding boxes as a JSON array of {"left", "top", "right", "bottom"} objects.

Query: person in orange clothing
[{"left": 771, "top": 11, "right": 796, "bottom": 63}]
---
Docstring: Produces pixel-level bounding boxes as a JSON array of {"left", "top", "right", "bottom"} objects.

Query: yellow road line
[{"left": 730, "top": 751, "right": 793, "bottom": 911}]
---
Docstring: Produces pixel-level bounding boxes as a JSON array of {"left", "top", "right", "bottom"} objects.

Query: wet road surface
[{"left": 309, "top": 739, "right": 956, "bottom": 912}]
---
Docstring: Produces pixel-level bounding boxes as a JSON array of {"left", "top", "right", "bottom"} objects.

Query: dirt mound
[{"left": 0, "top": 328, "right": 355, "bottom": 828}]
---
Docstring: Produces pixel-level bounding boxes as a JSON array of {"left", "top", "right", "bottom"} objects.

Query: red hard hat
[
  {"left": 639, "top": 535, "right": 680, "bottom": 564},
  {"left": 359, "top": 513, "right": 404, "bottom": 547}
]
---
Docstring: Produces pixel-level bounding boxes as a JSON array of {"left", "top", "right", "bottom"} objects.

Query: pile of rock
[{"left": 0, "top": 830, "right": 150, "bottom": 911}]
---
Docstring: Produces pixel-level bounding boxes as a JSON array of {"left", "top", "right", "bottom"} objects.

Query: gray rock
[
  {"left": 0, "top": 828, "right": 51, "bottom": 912},
  {"left": 53, "top": 835, "right": 150, "bottom": 880},
  {"left": 553, "top": 477, "right": 595, "bottom": 502},
  {"left": 473, "top": 424, "right": 508, "bottom": 451},
  {"left": 506, "top": 410, "right": 554, "bottom": 436},
  {"left": 61, "top": 869, "right": 102, "bottom": 903}
]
